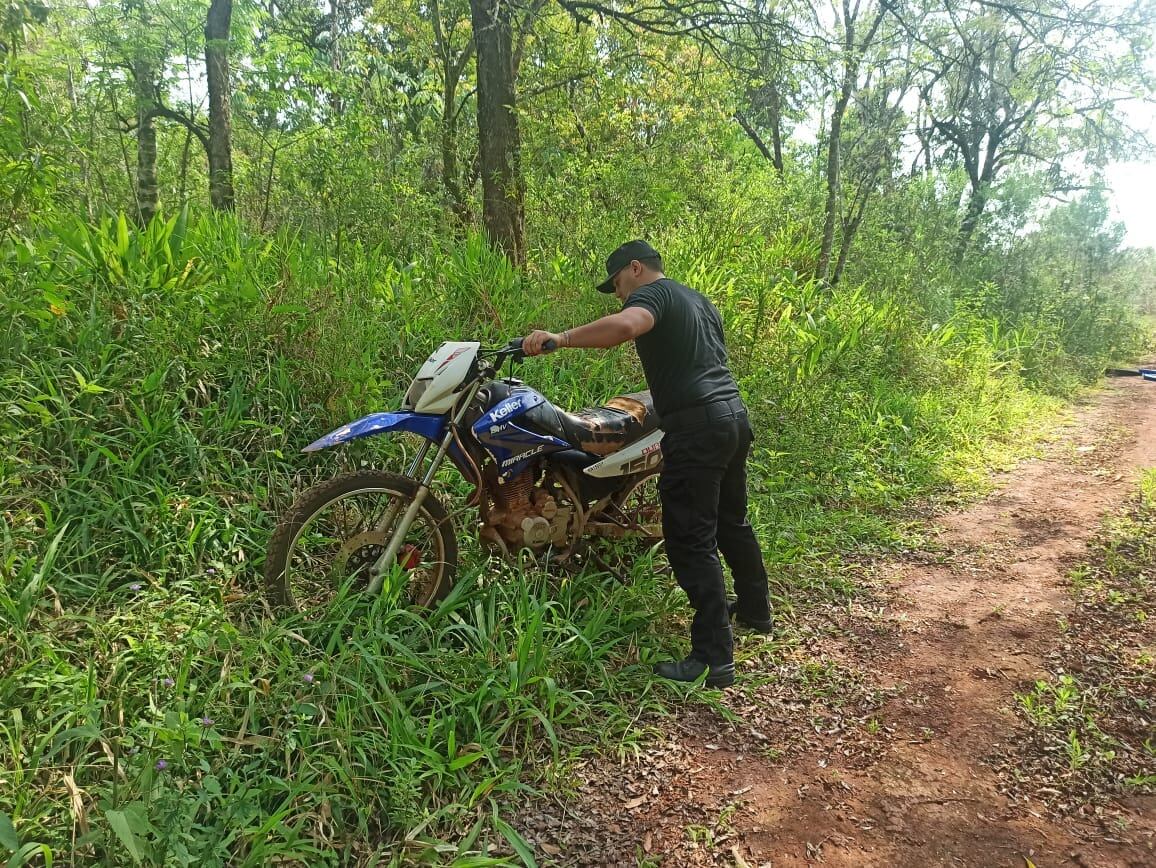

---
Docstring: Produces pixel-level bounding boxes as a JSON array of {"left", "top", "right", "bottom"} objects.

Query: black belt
[{"left": 660, "top": 396, "right": 746, "bottom": 432}]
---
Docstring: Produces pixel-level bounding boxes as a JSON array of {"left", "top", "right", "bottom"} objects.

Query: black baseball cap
[{"left": 596, "top": 239, "right": 662, "bottom": 293}]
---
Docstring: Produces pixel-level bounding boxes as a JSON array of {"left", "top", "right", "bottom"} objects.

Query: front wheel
[{"left": 264, "top": 470, "right": 458, "bottom": 615}]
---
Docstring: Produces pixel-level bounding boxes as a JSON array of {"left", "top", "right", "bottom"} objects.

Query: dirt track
[
  {"left": 727, "top": 377, "right": 1156, "bottom": 866},
  {"left": 520, "top": 376, "right": 1156, "bottom": 867}
]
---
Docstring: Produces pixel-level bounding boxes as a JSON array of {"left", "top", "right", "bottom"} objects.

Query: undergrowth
[{"left": 0, "top": 212, "right": 1140, "bottom": 864}]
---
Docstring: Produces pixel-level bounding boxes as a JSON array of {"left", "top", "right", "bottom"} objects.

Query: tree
[
  {"left": 428, "top": 0, "right": 476, "bottom": 221},
  {"left": 204, "top": 0, "right": 234, "bottom": 211},
  {"left": 126, "top": 0, "right": 162, "bottom": 223},
  {"left": 0, "top": 0, "right": 50, "bottom": 237},
  {"left": 89, "top": 0, "right": 221, "bottom": 220},
  {"left": 468, "top": 0, "right": 750, "bottom": 262},
  {"left": 829, "top": 34, "right": 914, "bottom": 286},
  {"left": 728, "top": 0, "right": 808, "bottom": 176},
  {"left": 815, "top": 0, "right": 887, "bottom": 283},
  {"left": 468, "top": 0, "right": 530, "bottom": 264},
  {"left": 906, "top": 0, "right": 1154, "bottom": 257}
]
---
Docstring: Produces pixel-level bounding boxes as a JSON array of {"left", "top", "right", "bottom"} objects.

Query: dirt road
[{"left": 520, "top": 376, "right": 1156, "bottom": 867}]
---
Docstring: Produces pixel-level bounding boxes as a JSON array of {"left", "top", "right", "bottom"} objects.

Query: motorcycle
[{"left": 264, "top": 338, "right": 665, "bottom": 613}]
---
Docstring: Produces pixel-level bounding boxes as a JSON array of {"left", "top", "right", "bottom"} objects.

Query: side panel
[
  {"left": 472, "top": 388, "right": 568, "bottom": 479},
  {"left": 302, "top": 412, "right": 447, "bottom": 453},
  {"left": 583, "top": 428, "right": 665, "bottom": 478}
]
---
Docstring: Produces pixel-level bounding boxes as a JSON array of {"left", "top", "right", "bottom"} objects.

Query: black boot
[
  {"left": 726, "top": 597, "right": 774, "bottom": 634},
  {"left": 653, "top": 657, "right": 735, "bottom": 688}
]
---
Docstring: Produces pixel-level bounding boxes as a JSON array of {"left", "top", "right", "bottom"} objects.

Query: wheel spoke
[
  {"left": 612, "top": 473, "right": 662, "bottom": 534},
  {"left": 267, "top": 475, "right": 456, "bottom": 616}
]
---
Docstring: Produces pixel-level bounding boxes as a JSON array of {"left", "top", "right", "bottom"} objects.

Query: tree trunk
[
  {"left": 952, "top": 39, "right": 1004, "bottom": 260},
  {"left": 428, "top": 0, "right": 475, "bottom": 221},
  {"left": 205, "top": 0, "right": 235, "bottom": 211},
  {"left": 956, "top": 186, "right": 988, "bottom": 260},
  {"left": 469, "top": 0, "right": 525, "bottom": 265},
  {"left": 442, "top": 71, "right": 463, "bottom": 215},
  {"left": 260, "top": 142, "right": 278, "bottom": 231},
  {"left": 734, "top": 111, "right": 774, "bottom": 163},
  {"left": 178, "top": 125, "right": 193, "bottom": 202},
  {"left": 329, "top": 0, "right": 345, "bottom": 116},
  {"left": 817, "top": 0, "right": 886, "bottom": 283},
  {"left": 768, "top": 83, "right": 784, "bottom": 174},
  {"left": 956, "top": 132, "right": 1000, "bottom": 260},
  {"left": 816, "top": 86, "right": 850, "bottom": 282},
  {"left": 818, "top": 0, "right": 862, "bottom": 283},
  {"left": 831, "top": 197, "right": 869, "bottom": 288},
  {"left": 134, "top": 61, "right": 159, "bottom": 224}
]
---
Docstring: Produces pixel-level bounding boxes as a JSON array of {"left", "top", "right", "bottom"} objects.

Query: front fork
[{"left": 365, "top": 381, "right": 481, "bottom": 594}]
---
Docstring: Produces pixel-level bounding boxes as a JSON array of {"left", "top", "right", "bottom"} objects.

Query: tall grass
[
  {"left": 0, "top": 211, "right": 1141, "bottom": 864},
  {"left": 2, "top": 553, "right": 680, "bottom": 865}
]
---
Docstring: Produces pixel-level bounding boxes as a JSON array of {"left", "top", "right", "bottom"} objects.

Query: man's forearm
[{"left": 563, "top": 314, "right": 636, "bottom": 349}]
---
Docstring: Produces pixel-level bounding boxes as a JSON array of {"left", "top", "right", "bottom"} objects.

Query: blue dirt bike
[{"left": 264, "top": 339, "right": 665, "bottom": 613}]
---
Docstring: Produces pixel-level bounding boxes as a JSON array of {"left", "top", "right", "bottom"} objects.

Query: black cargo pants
[{"left": 658, "top": 399, "right": 771, "bottom": 666}]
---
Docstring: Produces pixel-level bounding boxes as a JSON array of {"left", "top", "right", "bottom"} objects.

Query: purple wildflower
[
  {"left": 130, "top": 583, "right": 143, "bottom": 592},
  {"left": 161, "top": 677, "right": 175, "bottom": 688},
  {"left": 302, "top": 672, "right": 315, "bottom": 684},
  {"left": 199, "top": 716, "right": 214, "bottom": 727},
  {"left": 155, "top": 759, "right": 168, "bottom": 771},
  {"left": 206, "top": 567, "right": 216, "bottom": 575}
]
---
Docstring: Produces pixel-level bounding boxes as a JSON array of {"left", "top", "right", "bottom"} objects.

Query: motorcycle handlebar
[{"left": 504, "top": 337, "right": 558, "bottom": 361}]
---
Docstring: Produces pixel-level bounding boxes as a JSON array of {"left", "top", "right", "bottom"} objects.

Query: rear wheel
[
  {"left": 600, "top": 471, "right": 663, "bottom": 541},
  {"left": 576, "top": 470, "right": 664, "bottom": 580},
  {"left": 264, "top": 471, "right": 458, "bottom": 615}
]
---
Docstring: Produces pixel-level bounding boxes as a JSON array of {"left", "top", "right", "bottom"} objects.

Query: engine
[{"left": 479, "top": 465, "right": 574, "bottom": 553}]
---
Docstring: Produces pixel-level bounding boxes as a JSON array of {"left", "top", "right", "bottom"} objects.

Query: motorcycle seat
[{"left": 549, "top": 391, "right": 659, "bottom": 456}]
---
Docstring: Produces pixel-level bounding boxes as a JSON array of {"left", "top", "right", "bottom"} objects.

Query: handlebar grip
[{"left": 506, "top": 337, "right": 557, "bottom": 356}]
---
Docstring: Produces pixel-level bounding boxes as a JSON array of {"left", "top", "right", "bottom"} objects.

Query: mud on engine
[{"left": 479, "top": 465, "right": 574, "bottom": 552}]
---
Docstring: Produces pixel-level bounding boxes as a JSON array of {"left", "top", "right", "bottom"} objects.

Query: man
[{"left": 523, "top": 239, "right": 772, "bottom": 688}]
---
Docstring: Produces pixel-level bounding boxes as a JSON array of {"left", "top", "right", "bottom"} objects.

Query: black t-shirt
[{"left": 622, "top": 277, "right": 740, "bottom": 418}]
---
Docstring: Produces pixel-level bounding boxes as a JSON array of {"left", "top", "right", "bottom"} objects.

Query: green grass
[
  {"left": 0, "top": 212, "right": 1140, "bottom": 864},
  {"left": 2, "top": 554, "right": 688, "bottom": 865},
  {"left": 1006, "top": 469, "right": 1156, "bottom": 812}
]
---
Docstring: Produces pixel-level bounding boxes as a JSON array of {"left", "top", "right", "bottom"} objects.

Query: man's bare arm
[{"left": 523, "top": 307, "right": 655, "bottom": 355}]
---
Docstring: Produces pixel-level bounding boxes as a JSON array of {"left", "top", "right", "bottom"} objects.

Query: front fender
[{"left": 302, "top": 412, "right": 448, "bottom": 453}]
